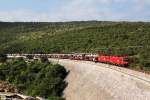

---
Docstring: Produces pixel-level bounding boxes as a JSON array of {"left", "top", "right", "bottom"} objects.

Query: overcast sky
[{"left": 0, "top": 0, "right": 150, "bottom": 22}]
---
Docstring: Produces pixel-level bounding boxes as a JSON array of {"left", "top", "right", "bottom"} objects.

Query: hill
[{"left": 0, "top": 21, "right": 150, "bottom": 71}]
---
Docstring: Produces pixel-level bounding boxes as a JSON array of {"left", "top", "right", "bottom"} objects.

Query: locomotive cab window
[{"left": 124, "top": 58, "right": 129, "bottom": 62}]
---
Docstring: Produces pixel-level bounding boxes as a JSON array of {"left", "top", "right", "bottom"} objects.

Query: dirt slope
[{"left": 49, "top": 59, "right": 150, "bottom": 100}]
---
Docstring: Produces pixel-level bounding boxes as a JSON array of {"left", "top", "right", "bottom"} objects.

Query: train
[
  {"left": 7, "top": 53, "right": 129, "bottom": 67},
  {"left": 31, "top": 53, "right": 129, "bottom": 67}
]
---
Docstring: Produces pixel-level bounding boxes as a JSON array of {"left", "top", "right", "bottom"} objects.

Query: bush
[{"left": 0, "top": 58, "right": 68, "bottom": 99}]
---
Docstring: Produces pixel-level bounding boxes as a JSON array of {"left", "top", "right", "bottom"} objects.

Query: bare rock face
[
  {"left": 0, "top": 81, "right": 18, "bottom": 93},
  {"left": 49, "top": 59, "right": 150, "bottom": 100}
]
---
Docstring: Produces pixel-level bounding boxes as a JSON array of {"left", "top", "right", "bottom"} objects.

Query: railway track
[
  {"left": 7, "top": 54, "right": 150, "bottom": 85},
  {"left": 80, "top": 60, "right": 150, "bottom": 85}
]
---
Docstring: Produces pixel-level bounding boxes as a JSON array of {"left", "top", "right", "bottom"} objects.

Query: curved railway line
[
  {"left": 76, "top": 60, "right": 150, "bottom": 84},
  {"left": 6, "top": 54, "right": 150, "bottom": 84},
  {"left": 50, "top": 58, "right": 150, "bottom": 85}
]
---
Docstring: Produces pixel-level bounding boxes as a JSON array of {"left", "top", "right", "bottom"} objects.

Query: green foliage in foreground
[
  {"left": 0, "top": 21, "right": 150, "bottom": 71},
  {"left": 0, "top": 58, "right": 67, "bottom": 99}
]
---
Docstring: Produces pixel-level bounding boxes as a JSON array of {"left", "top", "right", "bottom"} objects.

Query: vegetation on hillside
[
  {"left": 0, "top": 58, "right": 67, "bottom": 99},
  {"left": 0, "top": 21, "right": 150, "bottom": 71}
]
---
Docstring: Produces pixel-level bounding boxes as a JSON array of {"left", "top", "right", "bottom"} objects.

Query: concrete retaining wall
[{"left": 49, "top": 58, "right": 150, "bottom": 100}]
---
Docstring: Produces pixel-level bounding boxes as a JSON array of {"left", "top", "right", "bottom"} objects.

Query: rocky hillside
[{"left": 0, "top": 81, "right": 17, "bottom": 93}]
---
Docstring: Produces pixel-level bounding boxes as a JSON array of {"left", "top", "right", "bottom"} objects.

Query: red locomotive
[{"left": 98, "top": 56, "right": 128, "bottom": 66}]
